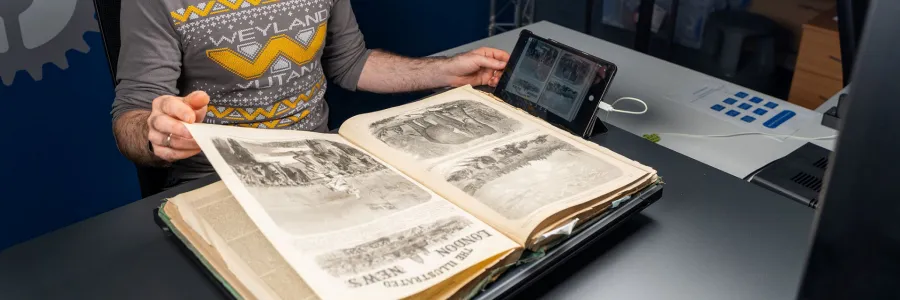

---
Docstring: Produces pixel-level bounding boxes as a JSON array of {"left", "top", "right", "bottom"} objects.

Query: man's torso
[
  {"left": 163, "top": 0, "right": 336, "bottom": 184},
  {"left": 170, "top": 0, "right": 333, "bottom": 130}
]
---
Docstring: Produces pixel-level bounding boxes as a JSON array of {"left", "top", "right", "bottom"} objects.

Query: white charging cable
[{"left": 598, "top": 97, "right": 649, "bottom": 115}]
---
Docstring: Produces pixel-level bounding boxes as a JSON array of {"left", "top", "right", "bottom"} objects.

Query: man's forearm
[
  {"left": 112, "top": 110, "right": 168, "bottom": 167},
  {"left": 356, "top": 50, "right": 451, "bottom": 93}
]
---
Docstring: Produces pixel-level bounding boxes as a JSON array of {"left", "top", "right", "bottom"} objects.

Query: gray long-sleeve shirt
[{"left": 112, "top": 0, "right": 371, "bottom": 186}]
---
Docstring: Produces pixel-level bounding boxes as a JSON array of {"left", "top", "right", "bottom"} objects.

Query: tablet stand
[{"left": 587, "top": 111, "right": 610, "bottom": 139}]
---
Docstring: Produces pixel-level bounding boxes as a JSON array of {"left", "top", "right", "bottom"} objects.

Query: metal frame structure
[{"left": 489, "top": 0, "right": 536, "bottom": 36}]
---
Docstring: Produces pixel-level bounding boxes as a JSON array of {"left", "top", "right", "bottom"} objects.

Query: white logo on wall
[{"left": 0, "top": 0, "right": 99, "bottom": 86}]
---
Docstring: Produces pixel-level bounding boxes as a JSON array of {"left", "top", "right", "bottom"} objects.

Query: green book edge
[{"left": 157, "top": 202, "right": 245, "bottom": 300}]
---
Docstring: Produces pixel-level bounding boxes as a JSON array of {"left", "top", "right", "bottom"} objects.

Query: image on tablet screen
[
  {"left": 538, "top": 53, "right": 596, "bottom": 120},
  {"left": 505, "top": 38, "right": 560, "bottom": 102}
]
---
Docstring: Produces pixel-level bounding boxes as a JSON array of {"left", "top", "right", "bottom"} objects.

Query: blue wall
[
  {"left": 0, "top": 0, "right": 490, "bottom": 250},
  {"left": 0, "top": 30, "right": 140, "bottom": 250}
]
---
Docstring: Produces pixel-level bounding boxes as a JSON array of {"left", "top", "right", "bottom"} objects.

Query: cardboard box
[{"left": 748, "top": 0, "right": 835, "bottom": 51}]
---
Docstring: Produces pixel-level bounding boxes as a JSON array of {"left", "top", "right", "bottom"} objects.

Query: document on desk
[{"left": 666, "top": 80, "right": 813, "bottom": 140}]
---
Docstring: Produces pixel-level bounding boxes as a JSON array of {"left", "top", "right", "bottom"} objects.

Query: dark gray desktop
[{"left": 2, "top": 0, "right": 898, "bottom": 299}]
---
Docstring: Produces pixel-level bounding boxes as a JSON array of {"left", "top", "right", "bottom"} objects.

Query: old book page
[
  {"left": 185, "top": 123, "right": 520, "bottom": 300},
  {"left": 338, "top": 85, "right": 655, "bottom": 246},
  {"left": 168, "top": 181, "right": 318, "bottom": 300}
]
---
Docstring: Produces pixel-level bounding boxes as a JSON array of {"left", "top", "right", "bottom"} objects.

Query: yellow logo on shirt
[{"left": 206, "top": 22, "right": 327, "bottom": 80}]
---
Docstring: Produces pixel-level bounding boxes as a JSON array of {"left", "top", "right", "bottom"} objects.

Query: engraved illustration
[
  {"left": 438, "top": 134, "right": 623, "bottom": 219},
  {"left": 509, "top": 78, "right": 541, "bottom": 101},
  {"left": 553, "top": 52, "right": 593, "bottom": 86},
  {"left": 521, "top": 38, "right": 559, "bottom": 81},
  {"left": 369, "top": 100, "right": 523, "bottom": 159},
  {"left": 504, "top": 38, "right": 561, "bottom": 102},
  {"left": 213, "top": 138, "right": 431, "bottom": 235},
  {"left": 315, "top": 216, "right": 473, "bottom": 277},
  {"left": 538, "top": 81, "right": 581, "bottom": 120}
]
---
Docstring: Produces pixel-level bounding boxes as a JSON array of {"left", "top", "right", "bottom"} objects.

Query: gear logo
[{"left": 0, "top": 0, "right": 99, "bottom": 86}]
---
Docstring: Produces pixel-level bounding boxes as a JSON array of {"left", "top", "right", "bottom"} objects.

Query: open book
[{"left": 160, "top": 85, "right": 658, "bottom": 299}]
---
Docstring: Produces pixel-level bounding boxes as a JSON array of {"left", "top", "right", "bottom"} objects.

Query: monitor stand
[
  {"left": 747, "top": 143, "right": 832, "bottom": 208},
  {"left": 821, "top": 93, "right": 850, "bottom": 130}
]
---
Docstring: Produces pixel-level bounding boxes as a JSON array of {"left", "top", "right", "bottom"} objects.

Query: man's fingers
[
  {"left": 149, "top": 114, "right": 192, "bottom": 138},
  {"left": 194, "top": 108, "right": 208, "bottom": 124},
  {"left": 152, "top": 145, "right": 201, "bottom": 162},
  {"left": 479, "top": 70, "right": 495, "bottom": 86},
  {"left": 489, "top": 73, "right": 501, "bottom": 87},
  {"left": 148, "top": 130, "right": 199, "bottom": 150},
  {"left": 185, "top": 91, "right": 210, "bottom": 123},
  {"left": 158, "top": 97, "right": 196, "bottom": 122},
  {"left": 474, "top": 47, "right": 511, "bottom": 62},
  {"left": 471, "top": 55, "right": 507, "bottom": 70},
  {"left": 184, "top": 91, "right": 211, "bottom": 110}
]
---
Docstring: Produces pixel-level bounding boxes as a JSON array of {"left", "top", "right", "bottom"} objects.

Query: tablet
[{"left": 494, "top": 30, "right": 617, "bottom": 138}]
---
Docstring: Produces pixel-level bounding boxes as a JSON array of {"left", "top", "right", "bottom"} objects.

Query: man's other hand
[
  {"left": 441, "top": 47, "right": 510, "bottom": 88},
  {"left": 148, "top": 91, "right": 210, "bottom": 162}
]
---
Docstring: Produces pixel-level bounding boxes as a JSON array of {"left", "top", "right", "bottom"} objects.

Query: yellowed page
[
  {"left": 185, "top": 123, "right": 520, "bottom": 300},
  {"left": 339, "top": 85, "right": 653, "bottom": 245},
  {"left": 170, "top": 182, "right": 318, "bottom": 300}
]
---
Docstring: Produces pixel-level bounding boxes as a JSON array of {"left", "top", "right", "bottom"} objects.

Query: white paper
[{"left": 666, "top": 81, "right": 812, "bottom": 139}]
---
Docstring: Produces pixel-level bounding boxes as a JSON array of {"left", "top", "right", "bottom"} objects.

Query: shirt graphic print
[{"left": 170, "top": 0, "right": 331, "bottom": 130}]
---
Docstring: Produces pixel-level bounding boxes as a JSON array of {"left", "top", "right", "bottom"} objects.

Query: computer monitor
[{"left": 797, "top": 0, "right": 900, "bottom": 298}]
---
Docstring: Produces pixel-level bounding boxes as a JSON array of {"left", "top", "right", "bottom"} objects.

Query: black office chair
[{"left": 94, "top": 0, "right": 170, "bottom": 198}]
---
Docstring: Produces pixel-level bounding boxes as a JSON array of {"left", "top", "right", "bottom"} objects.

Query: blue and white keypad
[
  {"left": 697, "top": 89, "right": 801, "bottom": 133},
  {"left": 764, "top": 110, "right": 796, "bottom": 128}
]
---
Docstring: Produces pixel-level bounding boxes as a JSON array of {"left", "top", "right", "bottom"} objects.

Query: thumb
[
  {"left": 472, "top": 55, "right": 507, "bottom": 70},
  {"left": 185, "top": 91, "right": 210, "bottom": 123}
]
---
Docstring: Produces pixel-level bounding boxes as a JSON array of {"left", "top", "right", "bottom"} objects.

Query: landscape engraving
[
  {"left": 440, "top": 134, "right": 623, "bottom": 219},
  {"left": 553, "top": 52, "right": 594, "bottom": 86},
  {"left": 507, "top": 38, "right": 561, "bottom": 102},
  {"left": 537, "top": 81, "right": 580, "bottom": 119},
  {"left": 536, "top": 52, "right": 596, "bottom": 120},
  {"left": 315, "top": 216, "right": 473, "bottom": 277},
  {"left": 213, "top": 138, "right": 431, "bottom": 235},
  {"left": 369, "top": 100, "right": 523, "bottom": 159}
]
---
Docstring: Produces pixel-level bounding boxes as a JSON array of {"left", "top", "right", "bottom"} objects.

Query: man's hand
[
  {"left": 148, "top": 91, "right": 210, "bottom": 162},
  {"left": 441, "top": 47, "right": 510, "bottom": 88}
]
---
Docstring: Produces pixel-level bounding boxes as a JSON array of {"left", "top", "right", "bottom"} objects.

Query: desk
[
  {"left": 0, "top": 124, "right": 814, "bottom": 299},
  {"left": 435, "top": 21, "right": 837, "bottom": 179}
]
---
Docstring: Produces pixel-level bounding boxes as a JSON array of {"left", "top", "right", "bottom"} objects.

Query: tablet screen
[{"left": 501, "top": 37, "right": 612, "bottom": 122}]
